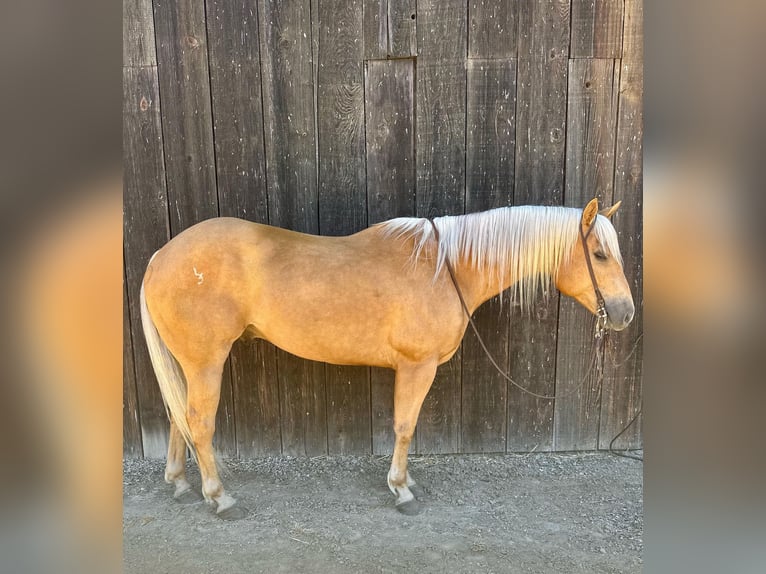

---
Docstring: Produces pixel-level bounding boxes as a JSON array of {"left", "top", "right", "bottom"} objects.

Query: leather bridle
[
  {"left": 426, "top": 215, "right": 609, "bottom": 400},
  {"left": 578, "top": 215, "right": 609, "bottom": 339}
]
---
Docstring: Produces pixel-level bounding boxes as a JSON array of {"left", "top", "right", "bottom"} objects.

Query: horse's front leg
[{"left": 388, "top": 360, "right": 437, "bottom": 515}]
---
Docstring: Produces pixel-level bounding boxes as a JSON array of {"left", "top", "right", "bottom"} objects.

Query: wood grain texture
[
  {"left": 318, "top": 0, "right": 371, "bottom": 455},
  {"left": 468, "top": 0, "right": 518, "bottom": 59},
  {"left": 364, "top": 0, "right": 389, "bottom": 59},
  {"left": 389, "top": 0, "right": 418, "bottom": 57},
  {"left": 230, "top": 340, "right": 281, "bottom": 455},
  {"left": 123, "top": 269, "right": 142, "bottom": 457},
  {"left": 514, "top": 0, "right": 569, "bottom": 204},
  {"left": 258, "top": 0, "right": 327, "bottom": 456},
  {"left": 507, "top": 0, "right": 570, "bottom": 452},
  {"left": 461, "top": 58, "right": 516, "bottom": 453},
  {"left": 600, "top": 0, "right": 642, "bottom": 449},
  {"left": 123, "top": 65, "right": 171, "bottom": 458},
  {"left": 123, "top": 0, "right": 156, "bottom": 66},
  {"left": 365, "top": 59, "right": 416, "bottom": 224},
  {"left": 364, "top": 0, "right": 417, "bottom": 58},
  {"left": 122, "top": 0, "right": 161, "bottom": 459},
  {"left": 564, "top": 59, "right": 619, "bottom": 211},
  {"left": 414, "top": 0, "right": 467, "bottom": 454},
  {"left": 570, "top": 0, "right": 624, "bottom": 58},
  {"left": 206, "top": 0, "right": 269, "bottom": 222},
  {"left": 317, "top": 0, "right": 367, "bottom": 234},
  {"left": 415, "top": 0, "right": 467, "bottom": 218},
  {"left": 153, "top": 0, "right": 219, "bottom": 234},
  {"left": 259, "top": 0, "right": 318, "bottom": 234},
  {"left": 365, "top": 59, "right": 416, "bottom": 454},
  {"left": 278, "top": 356, "right": 328, "bottom": 456},
  {"left": 554, "top": 58, "right": 620, "bottom": 451},
  {"left": 206, "top": 0, "right": 281, "bottom": 457}
]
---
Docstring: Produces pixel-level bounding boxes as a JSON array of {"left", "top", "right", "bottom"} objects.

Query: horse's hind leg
[
  {"left": 185, "top": 362, "right": 247, "bottom": 520},
  {"left": 387, "top": 360, "right": 437, "bottom": 515},
  {"left": 164, "top": 420, "right": 201, "bottom": 503}
]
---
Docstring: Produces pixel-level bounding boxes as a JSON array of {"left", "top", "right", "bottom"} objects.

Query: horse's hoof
[
  {"left": 217, "top": 505, "right": 249, "bottom": 520},
  {"left": 396, "top": 497, "right": 422, "bottom": 516},
  {"left": 174, "top": 488, "right": 203, "bottom": 504}
]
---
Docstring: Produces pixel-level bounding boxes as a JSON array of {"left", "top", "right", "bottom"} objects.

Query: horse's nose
[{"left": 606, "top": 298, "right": 635, "bottom": 331}]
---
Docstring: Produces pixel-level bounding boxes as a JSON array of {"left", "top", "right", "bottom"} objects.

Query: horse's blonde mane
[{"left": 378, "top": 206, "right": 623, "bottom": 311}]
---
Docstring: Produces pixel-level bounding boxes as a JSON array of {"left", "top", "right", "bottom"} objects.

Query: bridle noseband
[{"left": 578, "top": 215, "right": 608, "bottom": 339}]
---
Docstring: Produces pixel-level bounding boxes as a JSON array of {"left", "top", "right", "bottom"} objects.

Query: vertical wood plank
[
  {"left": 259, "top": 0, "right": 327, "bottom": 456},
  {"left": 600, "top": 0, "right": 642, "bottom": 449},
  {"left": 468, "top": 0, "right": 518, "bottom": 59},
  {"left": 507, "top": 0, "right": 570, "bottom": 452},
  {"left": 229, "top": 340, "right": 282, "bottom": 455},
  {"left": 365, "top": 59, "right": 416, "bottom": 454},
  {"left": 554, "top": 58, "right": 620, "bottom": 451},
  {"left": 364, "top": 1, "right": 417, "bottom": 59},
  {"left": 153, "top": 0, "right": 238, "bottom": 456},
  {"left": 206, "top": 0, "right": 282, "bottom": 456},
  {"left": 123, "top": 268, "right": 142, "bottom": 458},
  {"left": 153, "top": 0, "right": 219, "bottom": 234},
  {"left": 123, "top": 0, "right": 164, "bottom": 458},
  {"left": 122, "top": 64, "right": 171, "bottom": 458},
  {"left": 564, "top": 59, "right": 619, "bottom": 213},
  {"left": 206, "top": 0, "right": 269, "bottom": 222},
  {"left": 461, "top": 58, "right": 516, "bottom": 453},
  {"left": 414, "top": 0, "right": 466, "bottom": 454},
  {"left": 123, "top": 0, "right": 156, "bottom": 67},
  {"left": 416, "top": 0, "right": 467, "bottom": 218},
  {"left": 365, "top": 60, "right": 416, "bottom": 224},
  {"left": 570, "top": 0, "right": 624, "bottom": 59},
  {"left": 260, "top": 0, "right": 319, "bottom": 234},
  {"left": 364, "top": 0, "right": 389, "bottom": 59},
  {"left": 317, "top": 0, "right": 371, "bottom": 455},
  {"left": 514, "top": 0, "right": 569, "bottom": 204},
  {"left": 389, "top": 0, "right": 418, "bottom": 57}
]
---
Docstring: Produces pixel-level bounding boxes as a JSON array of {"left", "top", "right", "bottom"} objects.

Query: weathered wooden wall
[{"left": 123, "top": 0, "right": 643, "bottom": 458}]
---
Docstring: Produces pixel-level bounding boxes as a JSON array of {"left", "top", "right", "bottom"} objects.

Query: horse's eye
[{"left": 594, "top": 251, "right": 608, "bottom": 261}]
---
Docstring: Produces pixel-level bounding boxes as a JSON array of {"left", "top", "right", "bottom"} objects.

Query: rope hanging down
[{"left": 426, "top": 218, "right": 642, "bottom": 459}]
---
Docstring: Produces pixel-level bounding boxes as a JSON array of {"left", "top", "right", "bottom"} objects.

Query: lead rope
[
  {"left": 426, "top": 218, "right": 642, "bottom": 459},
  {"left": 427, "top": 218, "right": 604, "bottom": 401}
]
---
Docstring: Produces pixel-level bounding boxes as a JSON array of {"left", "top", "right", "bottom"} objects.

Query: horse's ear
[
  {"left": 582, "top": 198, "right": 599, "bottom": 228},
  {"left": 599, "top": 200, "right": 621, "bottom": 219}
]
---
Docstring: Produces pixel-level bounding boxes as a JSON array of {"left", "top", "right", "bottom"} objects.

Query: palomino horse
[{"left": 140, "top": 198, "right": 634, "bottom": 518}]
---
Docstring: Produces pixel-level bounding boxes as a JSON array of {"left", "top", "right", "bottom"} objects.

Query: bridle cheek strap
[{"left": 579, "top": 218, "right": 608, "bottom": 337}]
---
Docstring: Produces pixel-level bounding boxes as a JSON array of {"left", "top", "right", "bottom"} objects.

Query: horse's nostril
[{"left": 624, "top": 311, "right": 634, "bottom": 325}]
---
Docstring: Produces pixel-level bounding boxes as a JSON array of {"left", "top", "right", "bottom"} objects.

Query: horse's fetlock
[{"left": 202, "top": 478, "right": 224, "bottom": 500}]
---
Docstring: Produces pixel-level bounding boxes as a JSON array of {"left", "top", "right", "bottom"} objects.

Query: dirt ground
[{"left": 123, "top": 452, "right": 642, "bottom": 573}]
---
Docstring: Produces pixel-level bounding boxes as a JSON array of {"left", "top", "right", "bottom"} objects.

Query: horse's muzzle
[{"left": 605, "top": 298, "right": 635, "bottom": 331}]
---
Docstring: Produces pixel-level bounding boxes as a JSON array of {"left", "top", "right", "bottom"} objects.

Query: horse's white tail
[{"left": 140, "top": 281, "right": 196, "bottom": 457}]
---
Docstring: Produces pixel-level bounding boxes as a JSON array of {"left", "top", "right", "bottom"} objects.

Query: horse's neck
[
  {"left": 450, "top": 255, "right": 517, "bottom": 313},
  {"left": 450, "top": 237, "right": 555, "bottom": 313}
]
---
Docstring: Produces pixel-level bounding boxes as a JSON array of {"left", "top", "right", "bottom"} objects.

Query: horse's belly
[
  {"left": 249, "top": 292, "right": 464, "bottom": 369},
  {"left": 255, "top": 319, "right": 392, "bottom": 367}
]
